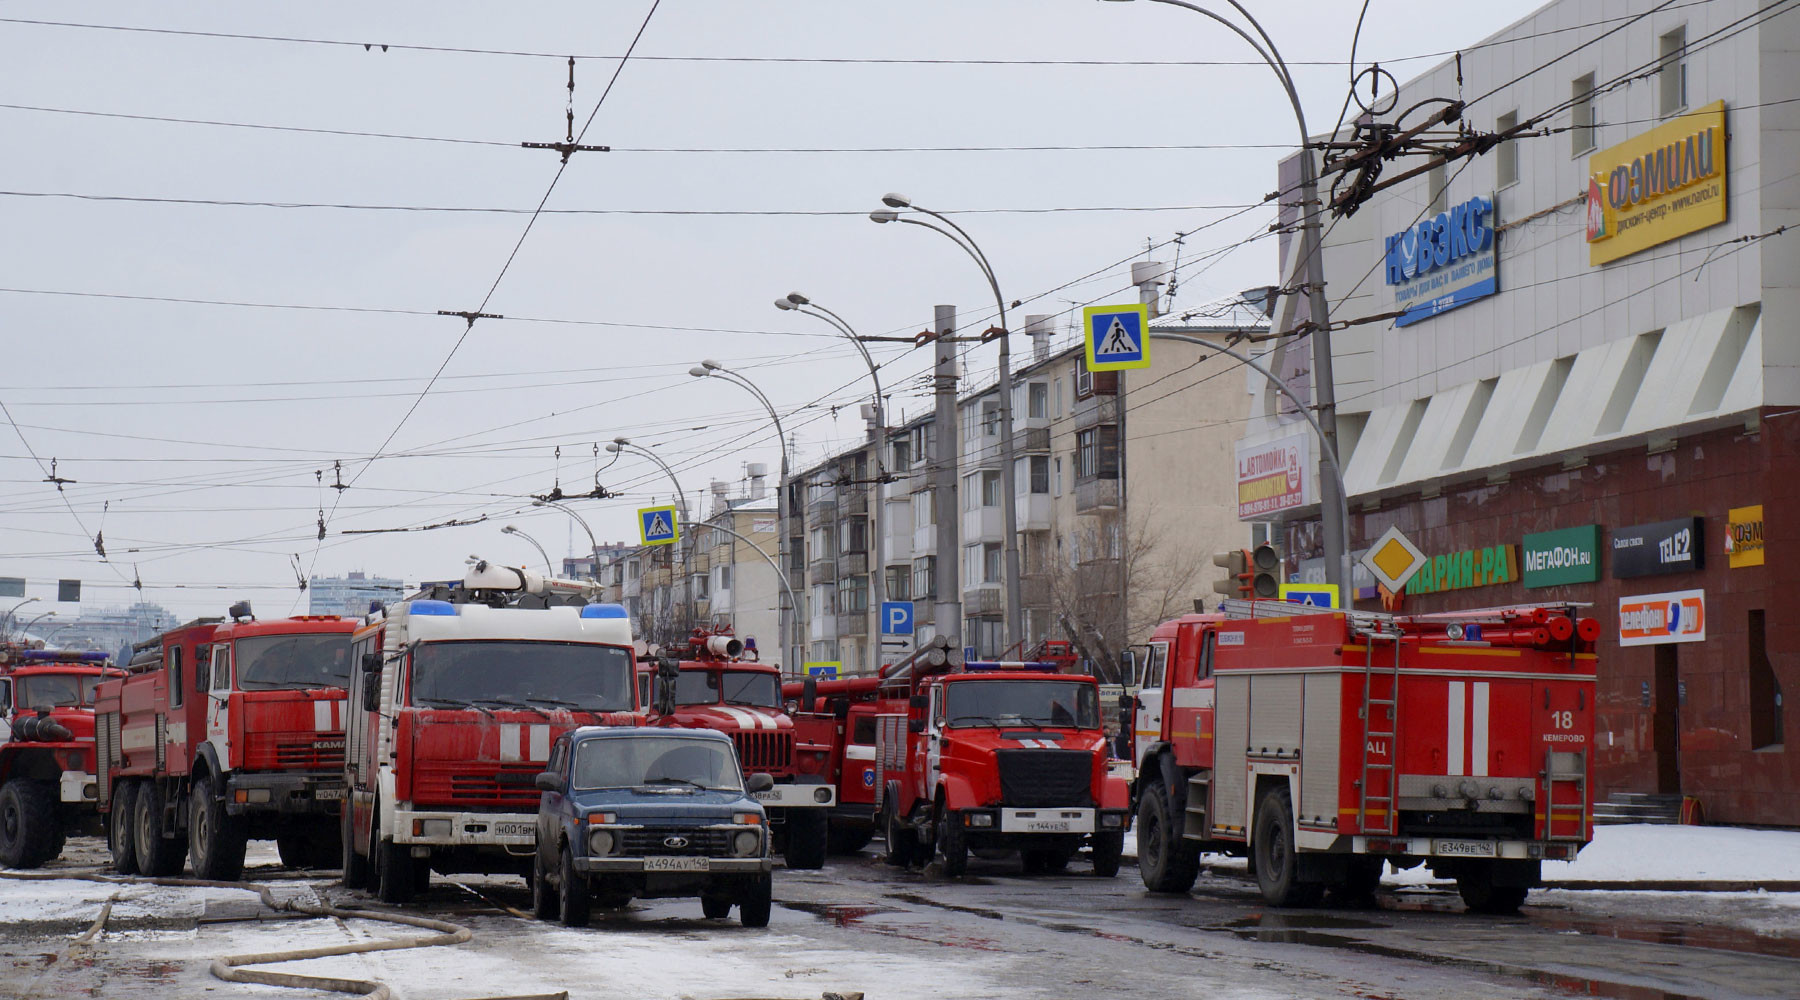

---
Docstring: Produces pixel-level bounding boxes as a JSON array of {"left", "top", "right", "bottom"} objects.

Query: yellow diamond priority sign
[{"left": 1361, "top": 525, "right": 1427, "bottom": 593}]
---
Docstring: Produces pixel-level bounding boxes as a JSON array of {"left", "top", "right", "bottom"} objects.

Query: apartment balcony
[
  {"left": 809, "top": 614, "right": 838, "bottom": 642},
  {"left": 960, "top": 506, "right": 1005, "bottom": 543},
  {"left": 913, "top": 522, "right": 938, "bottom": 556},
  {"left": 962, "top": 585, "right": 1003, "bottom": 617},
  {"left": 1015, "top": 493, "right": 1052, "bottom": 531},
  {"left": 885, "top": 531, "right": 914, "bottom": 564},
  {"left": 808, "top": 557, "right": 837, "bottom": 585},
  {"left": 1075, "top": 477, "right": 1120, "bottom": 513},
  {"left": 809, "top": 498, "right": 838, "bottom": 521},
  {"left": 1075, "top": 558, "right": 1122, "bottom": 598},
  {"left": 837, "top": 551, "right": 868, "bottom": 577},
  {"left": 1021, "top": 572, "right": 1053, "bottom": 609},
  {"left": 1021, "top": 426, "right": 1051, "bottom": 453},
  {"left": 1073, "top": 394, "right": 1119, "bottom": 430},
  {"left": 841, "top": 486, "right": 869, "bottom": 516},
  {"left": 837, "top": 612, "right": 869, "bottom": 637}
]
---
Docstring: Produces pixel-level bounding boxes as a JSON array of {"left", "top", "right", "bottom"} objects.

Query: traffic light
[
  {"left": 1250, "top": 543, "right": 1282, "bottom": 598},
  {"left": 1211, "top": 549, "right": 1251, "bottom": 597}
]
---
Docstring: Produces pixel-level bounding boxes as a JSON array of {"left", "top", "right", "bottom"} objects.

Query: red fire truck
[
  {"left": 1132, "top": 599, "right": 1599, "bottom": 913},
  {"left": 876, "top": 655, "right": 1131, "bottom": 877},
  {"left": 343, "top": 563, "right": 639, "bottom": 903},
  {"left": 642, "top": 626, "right": 835, "bottom": 869},
  {"left": 94, "top": 605, "right": 357, "bottom": 879},
  {"left": 0, "top": 648, "right": 126, "bottom": 868}
]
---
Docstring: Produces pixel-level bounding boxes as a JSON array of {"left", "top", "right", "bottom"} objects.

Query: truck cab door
[
  {"left": 1134, "top": 642, "right": 1169, "bottom": 766},
  {"left": 206, "top": 644, "right": 232, "bottom": 769},
  {"left": 0, "top": 678, "right": 11, "bottom": 742},
  {"left": 925, "top": 686, "right": 944, "bottom": 793}
]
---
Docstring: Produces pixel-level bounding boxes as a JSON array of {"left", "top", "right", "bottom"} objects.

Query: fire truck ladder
[
  {"left": 1543, "top": 748, "right": 1588, "bottom": 841},
  {"left": 1355, "top": 624, "right": 1402, "bottom": 837}
]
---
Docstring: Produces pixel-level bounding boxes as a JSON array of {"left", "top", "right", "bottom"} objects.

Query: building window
[
  {"left": 982, "top": 401, "right": 1001, "bottom": 437},
  {"left": 838, "top": 518, "right": 867, "bottom": 555},
  {"left": 1075, "top": 426, "right": 1119, "bottom": 480},
  {"left": 972, "top": 618, "right": 1004, "bottom": 659},
  {"left": 981, "top": 470, "right": 1002, "bottom": 507},
  {"left": 912, "top": 556, "right": 936, "bottom": 600},
  {"left": 1053, "top": 457, "right": 1063, "bottom": 497},
  {"left": 1028, "top": 455, "right": 1049, "bottom": 494},
  {"left": 694, "top": 575, "right": 709, "bottom": 599},
  {"left": 810, "top": 526, "right": 835, "bottom": 559},
  {"left": 891, "top": 436, "right": 911, "bottom": 471},
  {"left": 885, "top": 565, "right": 911, "bottom": 601},
  {"left": 914, "top": 489, "right": 934, "bottom": 526},
  {"left": 983, "top": 542, "right": 1002, "bottom": 584},
  {"left": 1495, "top": 110, "right": 1518, "bottom": 187},
  {"left": 1054, "top": 377, "right": 1065, "bottom": 417},
  {"left": 811, "top": 584, "right": 836, "bottom": 619},
  {"left": 837, "top": 575, "right": 869, "bottom": 614},
  {"left": 1659, "top": 26, "right": 1687, "bottom": 116},
  {"left": 1028, "top": 382, "right": 1048, "bottom": 418},
  {"left": 1075, "top": 359, "right": 1094, "bottom": 399},
  {"left": 718, "top": 565, "right": 732, "bottom": 591},
  {"left": 1570, "top": 72, "right": 1596, "bottom": 155}
]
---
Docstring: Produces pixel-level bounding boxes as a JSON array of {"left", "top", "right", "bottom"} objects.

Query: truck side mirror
[
  {"left": 908, "top": 718, "right": 926, "bottom": 734},
  {"left": 362, "top": 652, "right": 382, "bottom": 673},
  {"left": 534, "top": 772, "right": 561, "bottom": 793},
  {"left": 908, "top": 695, "right": 927, "bottom": 710},
  {"left": 745, "top": 772, "right": 774, "bottom": 794},
  {"left": 361, "top": 681, "right": 379, "bottom": 713}
]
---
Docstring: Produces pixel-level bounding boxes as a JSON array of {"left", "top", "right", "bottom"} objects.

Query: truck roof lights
[
  {"left": 580, "top": 603, "right": 629, "bottom": 619},
  {"left": 409, "top": 600, "right": 457, "bottom": 616},
  {"left": 18, "top": 650, "right": 111, "bottom": 662}
]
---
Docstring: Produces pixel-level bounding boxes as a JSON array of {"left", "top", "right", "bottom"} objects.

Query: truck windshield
[
  {"left": 411, "top": 641, "right": 634, "bottom": 712},
  {"left": 16, "top": 674, "right": 102, "bottom": 709},
  {"left": 944, "top": 680, "right": 1100, "bottom": 729},
  {"left": 236, "top": 633, "right": 353, "bottom": 691},
  {"left": 673, "top": 669, "right": 780, "bottom": 709},
  {"left": 572, "top": 737, "right": 743, "bottom": 791}
]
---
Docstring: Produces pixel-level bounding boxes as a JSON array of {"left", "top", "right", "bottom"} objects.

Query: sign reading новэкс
[{"left": 1383, "top": 194, "right": 1497, "bottom": 327}]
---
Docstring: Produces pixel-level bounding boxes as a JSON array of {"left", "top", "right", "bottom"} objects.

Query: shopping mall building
[{"left": 1237, "top": 0, "right": 1799, "bottom": 824}]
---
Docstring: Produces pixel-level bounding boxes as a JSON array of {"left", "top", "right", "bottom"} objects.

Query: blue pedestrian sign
[
  {"left": 1084, "top": 303, "right": 1151, "bottom": 372},
  {"left": 880, "top": 601, "right": 915, "bottom": 636},
  {"left": 804, "top": 662, "right": 839, "bottom": 680},
  {"left": 637, "top": 505, "right": 679, "bottom": 547},
  {"left": 1278, "top": 583, "right": 1340, "bottom": 608}
]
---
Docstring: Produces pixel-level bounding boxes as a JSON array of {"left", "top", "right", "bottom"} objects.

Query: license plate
[
  {"left": 644, "top": 856, "right": 709, "bottom": 872},
  {"left": 1023, "top": 820, "right": 1073, "bottom": 833},
  {"left": 313, "top": 786, "right": 345, "bottom": 801},
  {"left": 1435, "top": 838, "right": 1497, "bottom": 857},
  {"left": 495, "top": 823, "right": 535, "bottom": 838}
]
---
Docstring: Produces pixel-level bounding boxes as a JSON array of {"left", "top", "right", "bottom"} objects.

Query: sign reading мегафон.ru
[{"left": 1520, "top": 525, "right": 1601, "bottom": 589}]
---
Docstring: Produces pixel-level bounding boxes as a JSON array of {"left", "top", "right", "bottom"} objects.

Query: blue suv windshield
[{"left": 573, "top": 738, "right": 743, "bottom": 792}]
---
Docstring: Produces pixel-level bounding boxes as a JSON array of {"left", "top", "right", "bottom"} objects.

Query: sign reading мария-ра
[{"left": 1384, "top": 194, "right": 1496, "bottom": 327}]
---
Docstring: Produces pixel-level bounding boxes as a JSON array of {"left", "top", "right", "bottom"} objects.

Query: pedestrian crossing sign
[
  {"left": 1083, "top": 303, "right": 1151, "bottom": 371},
  {"left": 638, "top": 505, "right": 679, "bottom": 546}
]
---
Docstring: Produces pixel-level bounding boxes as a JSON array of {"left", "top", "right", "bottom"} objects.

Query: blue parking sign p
[{"left": 881, "top": 601, "right": 914, "bottom": 636}]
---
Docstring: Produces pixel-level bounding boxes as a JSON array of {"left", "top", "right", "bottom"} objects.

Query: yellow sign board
[
  {"left": 1727, "top": 504, "right": 1764, "bottom": 568},
  {"left": 1585, "top": 100, "right": 1727, "bottom": 265}
]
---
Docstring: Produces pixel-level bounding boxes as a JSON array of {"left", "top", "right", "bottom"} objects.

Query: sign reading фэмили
[
  {"left": 1586, "top": 100, "right": 1727, "bottom": 265},
  {"left": 1521, "top": 525, "right": 1601, "bottom": 588},
  {"left": 1384, "top": 194, "right": 1497, "bottom": 327}
]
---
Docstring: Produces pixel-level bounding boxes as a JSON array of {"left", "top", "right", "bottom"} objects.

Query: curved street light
[
  {"left": 608, "top": 438, "right": 696, "bottom": 641},
  {"left": 871, "top": 194, "right": 1024, "bottom": 653},
  {"left": 1103, "top": 0, "right": 1351, "bottom": 599},
  {"left": 501, "top": 525, "right": 553, "bottom": 576},
  {"left": 1, "top": 597, "right": 42, "bottom": 640},
  {"left": 530, "top": 499, "right": 599, "bottom": 582}
]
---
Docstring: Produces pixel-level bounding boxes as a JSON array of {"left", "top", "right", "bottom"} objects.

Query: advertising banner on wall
[
  {"left": 1383, "top": 193, "right": 1498, "bottom": 326},
  {"left": 1235, "top": 431, "right": 1312, "bottom": 519},
  {"left": 1612, "top": 518, "right": 1703, "bottom": 578},
  {"left": 1521, "top": 525, "right": 1602, "bottom": 588},
  {"left": 1586, "top": 101, "right": 1728, "bottom": 266},
  {"left": 1727, "top": 505, "right": 1764, "bottom": 568},
  {"left": 1619, "top": 589, "right": 1707, "bottom": 646}
]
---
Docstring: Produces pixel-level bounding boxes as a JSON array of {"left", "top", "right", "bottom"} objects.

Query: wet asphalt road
[{"left": 7, "top": 838, "right": 1800, "bottom": 999}]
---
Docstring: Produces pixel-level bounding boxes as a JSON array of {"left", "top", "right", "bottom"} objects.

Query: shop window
[{"left": 1749, "top": 610, "right": 1784, "bottom": 749}]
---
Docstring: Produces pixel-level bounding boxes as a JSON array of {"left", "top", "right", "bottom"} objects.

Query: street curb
[{"left": 1197, "top": 864, "right": 1800, "bottom": 894}]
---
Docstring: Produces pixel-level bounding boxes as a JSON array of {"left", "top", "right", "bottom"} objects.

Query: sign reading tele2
[{"left": 1612, "top": 518, "right": 1702, "bottom": 578}]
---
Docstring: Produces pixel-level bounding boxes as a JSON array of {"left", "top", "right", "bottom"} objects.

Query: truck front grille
[
  {"left": 996, "top": 749, "right": 1094, "bottom": 808},
  {"left": 245, "top": 735, "right": 345, "bottom": 771},
  {"left": 412, "top": 762, "right": 542, "bottom": 809},
  {"left": 616, "top": 828, "right": 732, "bottom": 856},
  {"left": 732, "top": 730, "right": 793, "bottom": 773}
]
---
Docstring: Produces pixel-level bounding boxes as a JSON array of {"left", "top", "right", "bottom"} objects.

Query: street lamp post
[
  {"left": 530, "top": 499, "right": 600, "bottom": 583},
  {"left": 691, "top": 520, "right": 803, "bottom": 676},
  {"left": 1104, "top": 0, "right": 1353, "bottom": 599},
  {"left": 501, "top": 525, "right": 553, "bottom": 576},
  {"left": 609, "top": 438, "right": 695, "bottom": 640},
  {"left": 1, "top": 597, "right": 42, "bottom": 640},
  {"left": 18, "top": 611, "right": 57, "bottom": 638},
  {"left": 871, "top": 195, "right": 1025, "bottom": 655},
  {"left": 775, "top": 292, "right": 886, "bottom": 670},
  {"left": 689, "top": 362, "right": 802, "bottom": 670}
]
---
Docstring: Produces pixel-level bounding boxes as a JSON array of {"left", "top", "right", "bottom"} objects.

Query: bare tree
[{"left": 1044, "top": 501, "right": 1206, "bottom": 668}]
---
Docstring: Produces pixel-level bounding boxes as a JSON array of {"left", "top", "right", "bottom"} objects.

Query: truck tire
[
  {"left": 188, "top": 774, "right": 247, "bottom": 881},
  {"left": 738, "top": 872, "right": 773, "bottom": 928},
  {"left": 557, "top": 845, "right": 590, "bottom": 928},
  {"left": 278, "top": 833, "right": 334, "bottom": 871},
  {"left": 1090, "top": 832, "right": 1124, "bottom": 878},
  {"left": 1252, "top": 786, "right": 1321, "bottom": 908},
  {"left": 883, "top": 788, "right": 918, "bottom": 868},
  {"left": 935, "top": 806, "right": 968, "bottom": 878},
  {"left": 0, "top": 778, "right": 61, "bottom": 869},
  {"left": 531, "top": 851, "right": 557, "bottom": 920},
  {"left": 1136, "top": 779, "right": 1199, "bottom": 893},
  {"left": 700, "top": 895, "right": 733, "bottom": 919},
  {"left": 1335, "top": 856, "right": 1383, "bottom": 901},
  {"left": 341, "top": 807, "right": 369, "bottom": 889},
  {"left": 783, "top": 808, "right": 828, "bottom": 871},
  {"left": 134, "top": 782, "right": 187, "bottom": 876},
  {"left": 375, "top": 837, "right": 417, "bottom": 904},
  {"left": 110, "top": 780, "right": 141, "bottom": 875},
  {"left": 827, "top": 825, "right": 873, "bottom": 855},
  {"left": 1458, "top": 879, "right": 1529, "bottom": 915}
]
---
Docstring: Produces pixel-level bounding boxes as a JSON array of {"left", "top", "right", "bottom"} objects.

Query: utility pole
[{"left": 931, "top": 305, "right": 963, "bottom": 650}]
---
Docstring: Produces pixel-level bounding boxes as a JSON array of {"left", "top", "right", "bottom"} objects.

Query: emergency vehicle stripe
[
  {"left": 314, "top": 700, "right": 332, "bottom": 732},
  {"left": 529, "top": 724, "right": 550, "bottom": 762},
  {"left": 1471, "top": 682, "right": 1490, "bottom": 778},
  {"left": 1446, "top": 681, "right": 1466, "bottom": 777},
  {"left": 716, "top": 707, "right": 754, "bottom": 729},
  {"left": 499, "top": 723, "right": 522, "bottom": 762}
]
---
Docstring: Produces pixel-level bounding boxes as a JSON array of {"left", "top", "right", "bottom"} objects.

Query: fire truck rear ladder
[
  {"left": 1356, "top": 626, "right": 1401, "bottom": 837},
  {"left": 1544, "top": 748, "right": 1588, "bottom": 841}
]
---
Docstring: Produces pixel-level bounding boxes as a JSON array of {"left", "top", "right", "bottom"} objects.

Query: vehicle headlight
[
  {"left": 733, "top": 830, "right": 762, "bottom": 858},
  {"left": 588, "top": 829, "right": 614, "bottom": 857},
  {"left": 1101, "top": 813, "right": 1124, "bottom": 829},
  {"left": 966, "top": 812, "right": 994, "bottom": 828},
  {"left": 813, "top": 786, "right": 832, "bottom": 804}
]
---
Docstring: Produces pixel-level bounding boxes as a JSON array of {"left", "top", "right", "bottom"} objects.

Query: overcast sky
[{"left": 0, "top": 1, "right": 1528, "bottom": 621}]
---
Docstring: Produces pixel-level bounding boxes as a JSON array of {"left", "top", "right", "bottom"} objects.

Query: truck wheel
[
  {"left": 827, "top": 825, "right": 873, "bottom": 855},
  {"left": 1458, "top": 879, "right": 1529, "bottom": 914},
  {"left": 1136, "top": 780, "right": 1199, "bottom": 893},
  {"left": 783, "top": 808, "right": 828, "bottom": 871},
  {"left": 1090, "top": 832, "right": 1124, "bottom": 878},
  {"left": 1252, "top": 786, "right": 1321, "bottom": 908},
  {"left": 1335, "top": 856, "right": 1383, "bottom": 901},
  {"left": 188, "top": 774, "right": 247, "bottom": 881},
  {"left": 0, "top": 778, "right": 60, "bottom": 869},
  {"left": 134, "top": 782, "right": 186, "bottom": 876},
  {"left": 935, "top": 806, "right": 968, "bottom": 878},
  {"left": 110, "top": 780, "right": 141, "bottom": 875},
  {"left": 738, "top": 872, "right": 773, "bottom": 928},
  {"left": 531, "top": 851, "right": 557, "bottom": 920},
  {"left": 341, "top": 807, "right": 369, "bottom": 889},
  {"left": 883, "top": 792, "right": 917, "bottom": 868},
  {"left": 700, "top": 895, "right": 733, "bottom": 919},
  {"left": 375, "top": 838, "right": 417, "bottom": 904},
  {"left": 557, "top": 845, "right": 590, "bottom": 928}
]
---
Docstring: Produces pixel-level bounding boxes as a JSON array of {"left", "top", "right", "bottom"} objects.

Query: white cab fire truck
[
  {"left": 342, "top": 563, "right": 639, "bottom": 903},
  {"left": 1133, "top": 599, "right": 1598, "bottom": 913}
]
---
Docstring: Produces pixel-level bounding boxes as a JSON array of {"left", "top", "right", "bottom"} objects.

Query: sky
[{"left": 0, "top": 1, "right": 1531, "bottom": 621}]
